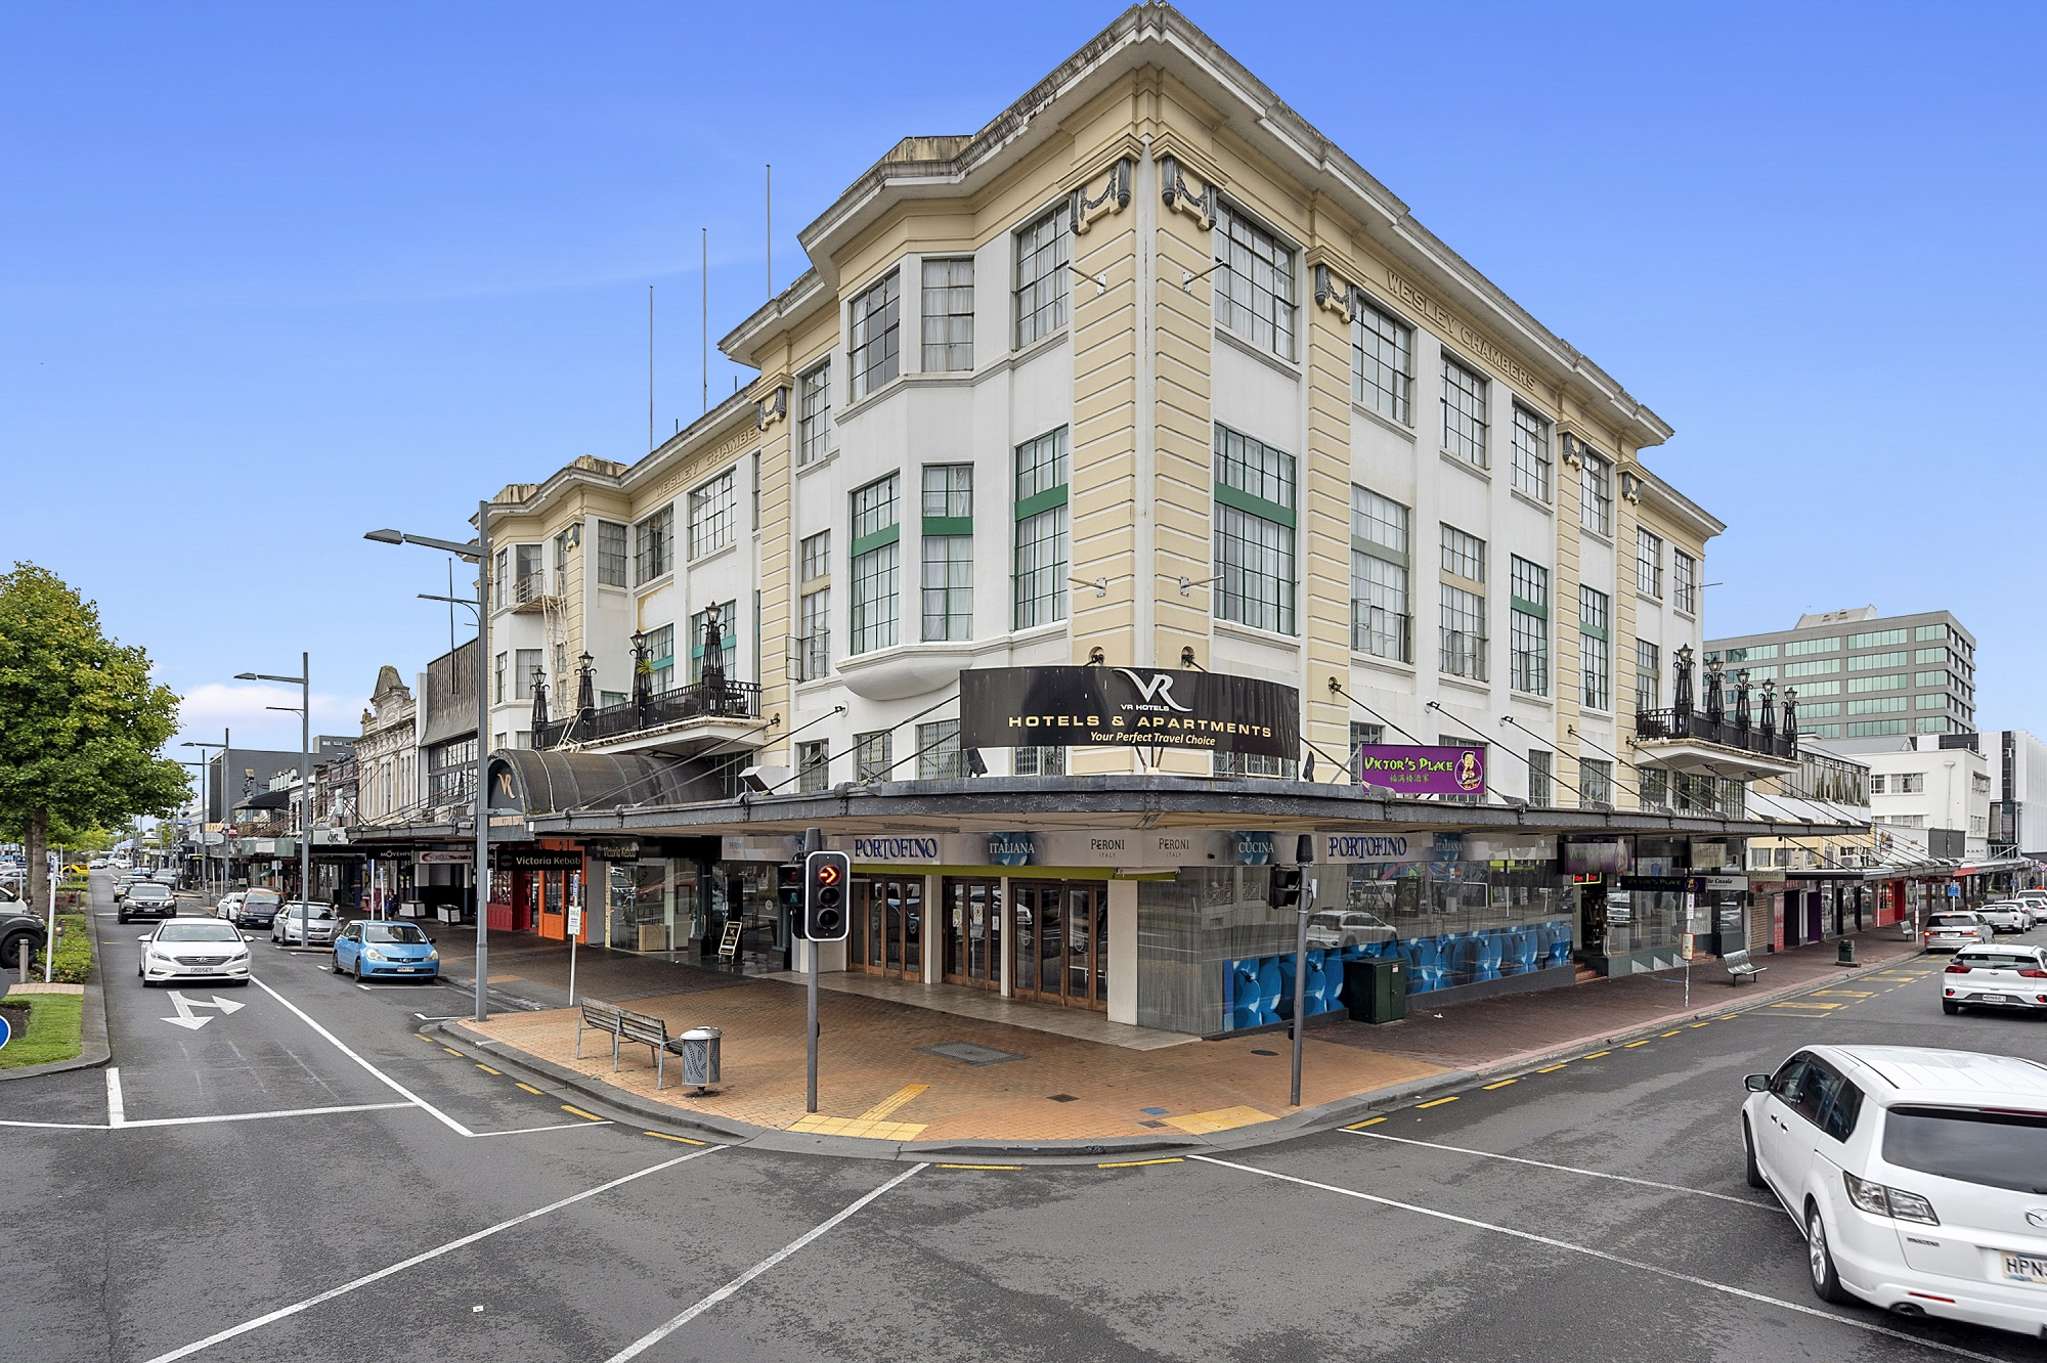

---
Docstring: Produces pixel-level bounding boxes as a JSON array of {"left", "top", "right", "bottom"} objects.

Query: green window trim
[
  {"left": 1510, "top": 595, "right": 1546, "bottom": 619},
  {"left": 1351, "top": 536, "right": 1406, "bottom": 569},
  {"left": 1213, "top": 482, "right": 1295, "bottom": 527},
  {"left": 1579, "top": 622, "right": 1608, "bottom": 642},
  {"left": 1014, "top": 485, "right": 1068, "bottom": 521},
  {"left": 851, "top": 524, "right": 900, "bottom": 558},
  {"left": 922, "top": 516, "right": 972, "bottom": 538}
]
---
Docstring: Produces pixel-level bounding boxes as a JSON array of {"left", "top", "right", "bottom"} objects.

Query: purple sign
[{"left": 1355, "top": 744, "right": 1486, "bottom": 797}]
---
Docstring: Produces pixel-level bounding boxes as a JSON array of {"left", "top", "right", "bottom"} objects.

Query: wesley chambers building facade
[{"left": 399, "top": 5, "right": 1838, "bottom": 1039}]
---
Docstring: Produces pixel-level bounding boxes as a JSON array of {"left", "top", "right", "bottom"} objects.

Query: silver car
[
  {"left": 272, "top": 901, "right": 338, "bottom": 946},
  {"left": 1923, "top": 911, "right": 1991, "bottom": 952}
]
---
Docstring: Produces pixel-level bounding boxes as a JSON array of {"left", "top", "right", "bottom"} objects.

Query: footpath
[{"left": 438, "top": 926, "right": 1924, "bottom": 1159}]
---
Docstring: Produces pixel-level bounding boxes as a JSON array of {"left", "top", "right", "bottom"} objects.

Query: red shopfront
[{"left": 487, "top": 842, "right": 590, "bottom": 943}]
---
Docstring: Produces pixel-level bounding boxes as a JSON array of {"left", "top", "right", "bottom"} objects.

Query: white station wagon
[{"left": 1742, "top": 1045, "right": 2047, "bottom": 1339}]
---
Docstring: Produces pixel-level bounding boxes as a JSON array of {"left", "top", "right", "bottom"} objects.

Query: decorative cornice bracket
[
  {"left": 756, "top": 384, "right": 788, "bottom": 431},
  {"left": 1312, "top": 262, "right": 1356, "bottom": 324},
  {"left": 1069, "top": 156, "right": 1133, "bottom": 236},
  {"left": 1158, "top": 153, "right": 1217, "bottom": 231}
]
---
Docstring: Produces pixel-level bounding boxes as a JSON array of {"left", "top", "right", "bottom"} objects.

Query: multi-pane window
[
  {"left": 1913, "top": 647, "right": 1944, "bottom": 664},
  {"left": 1350, "top": 486, "right": 1410, "bottom": 661},
  {"left": 1528, "top": 750, "right": 1552, "bottom": 806},
  {"left": 853, "top": 730, "right": 893, "bottom": 783},
  {"left": 1013, "top": 208, "right": 1069, "bottom": 347},
  {"left": 1672, "top": 549, "right": 1697, "bottom": 614},
  {"left": 1579, "top": 586, "right": 1611, "bottom": 710},
  {"left": 1915, "top": 623, "right": 1945, "bottom": 642},
  {"left": 1785, "top": 637, "right": 1840, "bottom": 655},
  {"left": 849, "top": 475, "right": 900, "bottom": 654},
  {"left": 1848, "top": 627, "right": 1908, "bottom": 648},
  {"left": 1215, "top": 750, "right": 1298, "bottom": 779},
  {"left": 798, "top": 587, "right": 830, "bottom": 682},
  {"left": 1635, "top": 527, "right": 1664, "bottom": 598},
  {"left": 1013, "top": 745, "right": 1065, "bottom": 777},
  {"left": 634, "top": 504, "right": 673, "bottom": 583},
  {"left": 1350, "top": 721, "right": 1385, "bottom": 756},
  {"left": 1214, "top": 426, "right": 1296, "bottom": 634},
  {"left": 492, "top": 547, "right": 509, "bottom": 610},
  {"left": 916, "top": 720, "right": 964, "bottom": 780},
  {"left": 800, "top": 531, "right": 830, "bottom": 583},
  {"left": 1510, "top": 404, "right": 1551, "bottom": 501},
  {"left": 1851, "top": 650, "right": 1909, "bottom": 670},
  {"left": 642, "top": 624, "right": 675, "bottom": 694},
  {"left": 1213, "top": 202, "right": 1295, "bottom": 360},
  {"left": 848, "top": 271, "right": 901, "bottom": 400},
  {"left": 1509, "top": 556, "right": 1548, "bottom": 696},
  {"left": 513, "top": 543, "right": 543, "bottom": 600},
  {"left": 1782, "top": 659, "right": 1839, "bottom": 678},
  {"left": 1351, "top": 296, "right": 1412, "bottom": 424},
  {"left": 1579, "top": 449, "right": 1613, "bottom": 537},
  {"left": 798, "top": 363, "right": 834, "bottom": 466},
  {"left": 921, "top": 464, "right": 972, "bottom": 519},
  {"left": 493, "top": 651, "right": 506, "bottom": 704},
  {"left": 1847, "top": 673, "right": 1906, "bottom": 693},
  {"left": 1846, "top": 696, "right": 1909, "bottom": 716},
  {"left": 1013, "top": 428, "right": 1069, "bottom": 629},
  {"left": 796, "top": 741, "right": 829, "bottom": 794},
  {"left": 1636, "top": 639, "right": 1660, "bottom": 713},
  {"left": 1440, "top": 355, "right": 1488, "bottom": 466},
  {"left": 920, "top": 258, "right": 974, "bottom": 371},
  {"left": 514, "top": 647, "right": 542, "bottom": 699},
  {"left": 686, "top": 601, "right": 737, "bottom": 684},
  {"left": 1439, "top": 526, "right": 1487, "bottom": 680},
  {"left": 922, "top": 536, "right": 973, "bottom": 641},
  {"left": 596, "top": 520, "right": 627, "bottom": 587},
  {"left": 1580, "top": 758, "right": 1613, "bottom": 810},
  {"left": 688, "top": 469, "right": 736, "bottom": 560}
]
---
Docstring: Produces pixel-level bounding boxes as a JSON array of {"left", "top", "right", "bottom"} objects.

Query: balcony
[
  {"left": 507, "top": 571, "right": 562, "bottom": 613},
  {"left": 1634, "top": 707, "right": 1799, "bottom": 782},
  {"left": 532, "top": 677, "right": 763, "bottom": 752}
]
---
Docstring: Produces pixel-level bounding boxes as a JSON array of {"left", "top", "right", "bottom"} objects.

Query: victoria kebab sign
[
  {"left": 959, "top": 666, "right": 1298, "bottom": 760},
  {"left": 1354, "top": 743, "right": 1487, "bottom": 798}
]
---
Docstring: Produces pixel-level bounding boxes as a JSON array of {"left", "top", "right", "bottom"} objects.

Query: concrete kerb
[
  {"left": 0, "top": 890, "right": 112, "bottom": 1083},
  {"left": 430, "top": 943, "right": 1929, "bottom": 1163}
]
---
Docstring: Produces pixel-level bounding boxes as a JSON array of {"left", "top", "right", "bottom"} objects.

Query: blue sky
[{"left": 5, "top": 0, "right": 2043, "bottom": 762}]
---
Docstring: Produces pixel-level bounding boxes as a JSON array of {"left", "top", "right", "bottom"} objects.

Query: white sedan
[
  {"left": 1975, "top": 902, "right": 2033, "bottom": 935},
  {"left": 1741, "top": 1045, "right": 2047, "bottom": 1339},
  {"left": 1942, "top": 943, "right": 2047, "bottom": 1014},
  {"left": 138, "top": 919, "right": 251, "bottom": 986},
  {"left": 271, "top": 902, "right": 337, "bottom": 946},
  {"left": 213, "top": 892, "right": 245, "bottom": 920}
]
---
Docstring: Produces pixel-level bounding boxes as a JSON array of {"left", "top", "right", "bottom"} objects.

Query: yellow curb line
[
  {"left": 440, "top": 1046, "right": 464, "bottom": 1057},
  {"left": 1416, "top": 1096, "right": 1460, "bottom": 1109},
  {"left": 561, "top": 1104, "right": 604, "bottom": 1122},
  {"left": 1345, "top": 1116, "right": 1388, "bottom": 1130},
  {"left": 937, "top": 1162, "right": 1022, "bottom": 1170},
  {"left": 1622, "top": 1040, "right": 1652, "bottom": 1049},
  {"left": 1660, "top": 1029, "right": 1683, "bottom": 1037},
  {"left": 1535, "top": 1063, "right": 1568, "bottom": 1073},
  {"left": 1481, "top": 1078, "right": 1518, "bottom": 1091},
  {"left": 474, "top": 1063, "right": 501, "bottom": 1076},
  {"left": 1688, "top": 1022, "right": 1711, "bottom": 1028},
  {"left": 1579, "top": 1051, "right": 1611, "bottom": 1060},
  {"left": 1097, "top": 1156, "right": 1183, "bottom": 1169},
  {"left": 514, "top": 1082, "right": 544, "bottom": 1096},
  {"left": 643, "top": 1131, "right": 707, "bottom": 1146}
]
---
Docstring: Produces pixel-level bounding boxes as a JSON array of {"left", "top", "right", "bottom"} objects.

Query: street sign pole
[
  {"left": 803, "top": 826, "right": 824, "bottom": 1115},
  {"left": 1289, "top": 881, "right": 1311, "bottom": 1107},
  {"left": 566, "top": 890, "right": 582, "bottom": 1007},
  {"left": 45, "top": 847, "right": 59, "bottom": 983}
]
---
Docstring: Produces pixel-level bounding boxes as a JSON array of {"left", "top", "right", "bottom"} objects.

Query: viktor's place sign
[{"left": 959, "top": 666, "right": 1299, "bottom": 760}]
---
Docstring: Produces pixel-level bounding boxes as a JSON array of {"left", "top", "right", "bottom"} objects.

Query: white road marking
[
  {"left": 413, "top": 1013, "right": 464, "bottom": 1021},
  {"left": 1344, "top": 1129, "right": 1776, "bottom": 1210},
  {"left": 604, "top": 1162, "right": 929, "bottom": 1362},
  {"left": 116, "top": 1101, "right": 417, "bottom": 1130},
  {"left": 139, "top": 1146, "right": 721, "bottom": 1363},
  {"left": 466, "top": 1119, "right": 616, "bottom": 1138},
  {"left": 1190, "top": 1155, "right": 2008, "bottom": 1363},
  {"left": 160, "top": 991, "right": 246, "bottom": 1031},
  {"left": 106, "top": 1067, "right": 125, "bottom": 1127},
  {"left": 0, "top": 1118, "right": 110, "bottom": 1130},
  {"left": 249, "top": 977, "right": 472, "bottom": 1137}
]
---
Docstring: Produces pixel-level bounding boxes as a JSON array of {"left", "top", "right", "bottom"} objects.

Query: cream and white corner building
[{"left": 406, "top": 4, "right": 1834, "bottom": 1038}]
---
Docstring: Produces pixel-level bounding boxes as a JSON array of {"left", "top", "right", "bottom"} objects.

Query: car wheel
[
  {"left": 117, "top": 912, "right": 128, "bottom": 925},
  {"left": 1806, "top": 1203, "right": 1850, "bottom": 1304},
  {"left": 1942, "top": 1000, "right": 1960, "bottom": 1015},
  {"left": 1743, "top": 1120, "right": 1766, "bottom": 1191},
  {"left": 330, "top": 953, "right": 343, "bottom": 974},
  {"left": 354, "top": 958, "right": 366, "bottom": 983}
]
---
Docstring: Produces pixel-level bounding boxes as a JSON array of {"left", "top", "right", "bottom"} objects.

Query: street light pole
[{"left": 300, "top": 651, "right": 312, "bottom": 913}]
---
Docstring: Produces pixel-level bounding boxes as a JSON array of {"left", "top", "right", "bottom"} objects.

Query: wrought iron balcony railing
[
  {"left": 533, "top": 677, "right": 762, "bottom": 750},
  {"left": 1636, "top": 707, "right": 1796, "bottom": 761}
]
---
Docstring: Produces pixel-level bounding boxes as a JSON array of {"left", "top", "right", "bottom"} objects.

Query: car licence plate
[
  {"left": 2002, "top": 1251, "right": 2047, "bottom": 1285},
  {"left": 399, "top": 966, "right": 426, "bottom": 972},
  {"left": 1975, "top": 993, "right": 2011, "bottom": 1004}
]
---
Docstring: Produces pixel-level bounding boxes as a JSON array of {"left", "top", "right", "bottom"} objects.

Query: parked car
[
  {"left": 137, "top": 918, "right": 250, "bottom": 987},
  {"left": 1974, "top": 901, "right": 2032, "bottom": 935},
  {"left": 1305, "top": 909, "right": 1397, "bottom": 951},
  {"left": 1941, "top": 943, "right": 2047, "bottom": 1015},
  {"left": 331, "top": 920, "right": 440, "bottom": 981},
  {"left": 1740, "top": 1045, "right": 2047, "bottom": 1339},
  {"left": 2013, "top": 890, "right": 2047, "bottom": 923},
  {"left": 117, "top": 881, "right": 177, "bottom": 924},
  {"left": 0, "top": 909, "right": 46, "bottom": 972},
  {"left": 1923, "top": 911, "right": 1991, "bottom": 952},
  {"left": 272, "top": 901, "right": 337, "bottom": 946},
  {"left": 150, "top": 868, "right": 178, "bottom": 888},
  {"left": 233, "top": 888, "right": 281, "bottom": 930},
  {"left": 88, "top": 858, "right": 107, "bottom": 870},
  {"left": 213, "top": 892, "right": 245, "bottom": 920}
]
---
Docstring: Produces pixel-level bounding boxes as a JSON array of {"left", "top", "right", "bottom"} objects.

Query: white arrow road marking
[{"left": 160, "top": 991, "right": 248, "bottom": 1030}]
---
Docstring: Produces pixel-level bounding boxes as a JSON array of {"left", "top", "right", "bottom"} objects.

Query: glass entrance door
[
  {"left": 852, "top": 876, "right": 923, "bottom": 979},
  {"left": 942, "top": 878, "right": 1001, "bottom": 990},
  {"left": 1010, "top": 881, "right": 1106, "bottom": 1009}
]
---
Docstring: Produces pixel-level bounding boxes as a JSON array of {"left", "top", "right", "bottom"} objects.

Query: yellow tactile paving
[
  {"left": 856, "top": 1083, "right": 929, "bottom": 1122},
  {"left": 1162, "top": 1104, "right": 1273, "bottom": 1135},
  {"left": 787, "top": 1113, "right": 927, "bottom": 1140}
]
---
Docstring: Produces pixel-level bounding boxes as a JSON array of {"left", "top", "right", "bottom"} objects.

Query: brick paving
[{"left": 454, "top": 925, "right": 1923, "bottom": 1146}]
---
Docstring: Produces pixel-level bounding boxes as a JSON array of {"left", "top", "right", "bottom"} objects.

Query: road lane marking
[
  {"left": 117, "top": 1101, "right": 416, "bottom": 1130},
  {"left": 249, "top": 977, "right": 472, "bottom": 1138},
  {"left": 1415, "top": 1096, "right": 1459, "bottom": 1109},
  {"left": 1342, "top": 1129, "right": 1777, "bottom": 1209},
  {"left": 0, "top": 1118, "right": 110, "bottom": 1130},
  {"left": 1189, "top": 1155, "right": 2007, "bottom": 1363},
  {"left": 936, "top": 1162, "right": 1020, "bottom": 1170},
  {"left": 1097, "top": 1156, "right": 1183, "bottom": 1169},
  {"left": 467, "top": 1120, "right": 614, "bottom": 1137},
  {"left": 106, "top": 1067, "right": 126, "bottom": 1127},
  {"left": 604, "top": 1163, "right": 927, "bottom": 1362},
  {"left": 140, "top": 1146, "right": 721, "bottom": 1363},
  {"left": 1480, "top": 1079, "right": 1518, "bottom": 1091}
]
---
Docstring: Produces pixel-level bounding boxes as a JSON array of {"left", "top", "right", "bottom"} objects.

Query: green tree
[{"left": 0, "top": 563, "right": 190, "bottom": 910}]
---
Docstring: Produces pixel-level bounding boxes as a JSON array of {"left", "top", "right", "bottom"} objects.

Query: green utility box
[{"left": 1343, "top": 956, "right": 1407, "bottom": 1024}]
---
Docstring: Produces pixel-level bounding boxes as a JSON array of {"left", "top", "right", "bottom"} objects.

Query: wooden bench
[
  {"left": 1723, "top": 949, "right": 1768, "bottom": 986},
  {"left": 617, "top": 1005, "right": 685, "bottom": 1090},
  {"left": 574, "top": 998, "right": 625, "bottom": 1062}
]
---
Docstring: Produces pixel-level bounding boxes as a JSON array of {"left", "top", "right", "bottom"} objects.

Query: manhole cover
[{"left": 919, "top": 1040, "right": 1024, "bottom": 1066}]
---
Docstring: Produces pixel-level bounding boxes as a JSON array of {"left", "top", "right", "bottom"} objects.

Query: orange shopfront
[{"left": 487, "top": 843, "right": 590, "bottom": 944}]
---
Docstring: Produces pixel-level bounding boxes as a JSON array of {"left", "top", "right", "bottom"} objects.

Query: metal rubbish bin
[
  {"left": 678, "top": 1026, "right": 723, "bottom": 1090},
  {"left": 1343, "top": 957, "right": 1407, "bottom": 1024}
]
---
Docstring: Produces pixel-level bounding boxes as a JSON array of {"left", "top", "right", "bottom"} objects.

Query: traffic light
[
  {"left": 776, "top": 862, "right": 804, "bottom": 915},
  {"left": 1268, "top": 864, "right": 1304, "bottom": 911},
  {"left": 803, "top": 850, "right": 851, "bottom": 941}
]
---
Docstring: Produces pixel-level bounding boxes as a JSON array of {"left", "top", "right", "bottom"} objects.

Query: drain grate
[
  {"left": 919, "top": 1040, "right": 1025, "bottom": 1067},
  {"left": 1047, "top": 1093, "right": 1078, "bottom": 1103},
  {"left": 1249, "top": 1048, "right": 1278, "bottom": 1057}
]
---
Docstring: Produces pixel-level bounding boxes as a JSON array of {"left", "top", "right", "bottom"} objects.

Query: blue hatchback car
[{"left": 331, "top": 920, "right": 440, "bottom": 982}]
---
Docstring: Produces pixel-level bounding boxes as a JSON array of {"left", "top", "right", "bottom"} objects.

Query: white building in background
[
  {"left": 1978, "top": 728, "right": 2047, "bottom": 857},
  {"left": 1866, "top": 736, "right": 1991, "bottom": 860}
]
